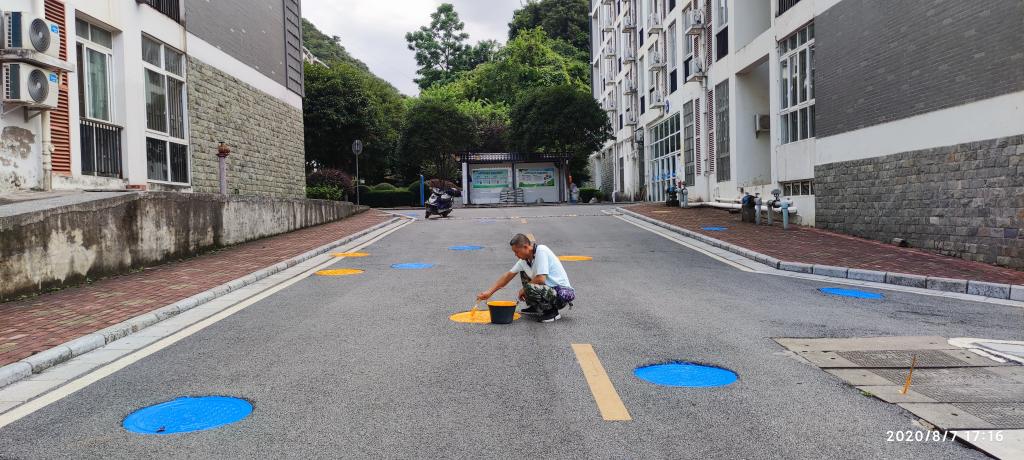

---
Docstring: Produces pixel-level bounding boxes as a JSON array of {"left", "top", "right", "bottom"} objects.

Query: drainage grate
[
  {"left": 952, "top": 403, "right": 1024, "bottom": 428},
  {"left": 836, "top": 350, "right": 973, "bottom": 368},
  {"left": 871, "top": 367, "right": 1010, "bottom": 386},
  {"left": 912, "top": 385, "right": 1024, "bottom": 403}
]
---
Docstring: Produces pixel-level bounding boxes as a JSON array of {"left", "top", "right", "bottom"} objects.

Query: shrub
[
  {"left": 579, "top": 188, "right": 602, "bottom": 203},
  {"left": 361, "top": 189, "right": 418, "bottom": 208},
  {"left": 306, "top": 169, "right": 353, "bottom": 196},
  {"left": 372, "top": 182, "right": 396, "bottom": 191},
  {"left": 356, "top": 185, "right": 372, "bottom": 196},
  {"left": 307, "top": 185, "right": 344, "bottom": 201}
]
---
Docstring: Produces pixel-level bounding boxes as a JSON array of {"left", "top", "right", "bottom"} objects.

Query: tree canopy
[{"left": 508, "top": 0, "right": 591, "bottom": 56}]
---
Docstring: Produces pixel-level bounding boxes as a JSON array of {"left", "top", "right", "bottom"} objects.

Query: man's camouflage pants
[{"left": 520, "top": 272, "right": 560, "bottom": 313}]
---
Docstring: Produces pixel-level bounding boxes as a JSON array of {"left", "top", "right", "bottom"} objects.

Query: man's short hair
[{"left": 509, "top": 233, "right": 532, "bottom": 247}]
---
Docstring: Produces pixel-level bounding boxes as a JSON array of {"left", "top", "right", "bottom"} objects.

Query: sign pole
[{"left": 352, "top": 140, "right": 363, "bottom": 206}]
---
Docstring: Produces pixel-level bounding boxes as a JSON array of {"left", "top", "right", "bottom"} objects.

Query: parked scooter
[{"left": 425, "top": 186, "right": 459, "bottom": 219}]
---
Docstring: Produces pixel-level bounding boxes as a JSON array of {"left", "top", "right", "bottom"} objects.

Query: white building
[
  {"left": 590, "top": 0, "right": 1024, "bottom": 268},
  {"left": 1, "top": 0, "right": 306, "bottom": 197}
]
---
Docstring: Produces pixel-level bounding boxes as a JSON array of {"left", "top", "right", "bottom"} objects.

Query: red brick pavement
[
  {"left": 0, "top": 210, "right": 392, "bottom": 367},
  {"left": 628, "top": 204, "right": 1024, "bottom": 285}
]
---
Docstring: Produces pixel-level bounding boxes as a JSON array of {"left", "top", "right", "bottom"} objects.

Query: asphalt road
[{"left": 1, "top": 205, "right": 1020, "bottom": 459}]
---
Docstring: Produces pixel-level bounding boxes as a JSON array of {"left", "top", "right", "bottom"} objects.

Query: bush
[
  {"left": 372, "top": 182, "right": 396, "bottom": 191},
  {"left": 307, "top": 185, "right": 344, "bottom": 201},
  {"left": 306, "top": 169, "right": 353, "bottom": 196},
  {"left": 579, "top": 188, "right": 602, "bottom": 203},
  {"left": 361, "top": 189, "right": 418, "bottom": 208},
  {"left": 356, "top": 185, "right": 372, "bottom": 196},
  {"left": 406, "top": 178, "right": 458, "bottom": 193}
]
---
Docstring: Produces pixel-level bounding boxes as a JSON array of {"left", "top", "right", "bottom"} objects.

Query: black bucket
[{"left": 487, "top": 301, "right": 518, "bottom": 324}]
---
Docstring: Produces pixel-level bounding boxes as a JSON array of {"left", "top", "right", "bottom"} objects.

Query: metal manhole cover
[
  {"left": 912, "top": 385, "right": 1024, "bottom": 403},
  {"left": 123, "top": 396, "right": 253, "bottom": 434},
  {"left": 872, "top": 368, "right": 1009, "bottom": 386},
  {"left": 836, "top": 350, "right": 973, "bottom": 368},
  {"left": 952, "top": 403, "right": 1024, "bottom": 428}
]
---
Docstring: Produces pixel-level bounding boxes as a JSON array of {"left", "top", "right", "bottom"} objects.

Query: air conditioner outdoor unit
[
  {"left": 2, "top": 62, "right": 59, "bottom": 108},
  {"left": 1, "top": 12, "right": 61, "bottom": 59},
  {"left": 685, "top": 9, "right": 705, "bottom": 35},
  {"left": 754, "top": 114, "right": 771, "bottom": 137},
  {"left": 625, "top": 112, "right": 637, "bottom": 125},
  {"left": 686, "top": 59, "right": 706, "bottom": 82}
]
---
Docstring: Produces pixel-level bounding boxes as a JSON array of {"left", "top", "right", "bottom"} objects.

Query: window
[
  {"left": 716, "top": 28, "right": 729, "bottom": 61},
  {"left": 76, "top": 20, "right": 114, "bottom": 123},
  {"left": 782, "top": 179, "right": 814, "bottom": 196},
  {"left": 682, "top": 7, "right": 693, "bottom": 83},
  {"left": 715, "top": 81, "right": 730, "bottom": 182},
  {"left": 779, "top": 23, "right": 815, "bottom": 144},
  {"left": 667, "top": 22, "right": 678, "bottom": 93},
  {"left": 718, "top": 0, "right": 728, "bottom": 27},
  {"left": 777, "top": 0, "right": 802, "bottom": 17},
  {"left": 646, "top": 113, "right": 680, "bottom": 201},
  {"left": 142, "top": 35, "right": 189, "bottom": 184},
  {"left": 682, "top": 101, "right": 695, "bottom": 186}
]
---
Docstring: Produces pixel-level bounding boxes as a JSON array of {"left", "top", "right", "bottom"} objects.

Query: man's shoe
[
  {"left": 520, "top": 305, "right": 542, "bottom": 316},
  {"left": 538, "top": 310, "right": 561, "bottom": 323}
]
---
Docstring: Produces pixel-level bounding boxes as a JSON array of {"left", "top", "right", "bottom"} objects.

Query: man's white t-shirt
[{"left": 509, "top": 244, "right": 572, "bottom": 289}]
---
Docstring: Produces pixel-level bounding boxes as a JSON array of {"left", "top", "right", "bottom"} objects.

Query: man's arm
[{"left": 478, "top": 271, "right": 518, "bottom": 301}]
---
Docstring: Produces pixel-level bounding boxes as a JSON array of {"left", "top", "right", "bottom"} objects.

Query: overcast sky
[{"left": 302, "top": 0, "right": 526, "bottom": 96}]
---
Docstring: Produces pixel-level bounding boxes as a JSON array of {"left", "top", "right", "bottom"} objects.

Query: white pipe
[{"left": 688, "top": 200, "right": 798, "bottom": 215}]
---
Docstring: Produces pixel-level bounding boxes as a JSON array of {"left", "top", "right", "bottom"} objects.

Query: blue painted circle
[
  {"left": 391, "top": 263, "right": 434, "bottom": 270},
  {"left": 123, "top": 396, "right": 252, "bottom": 435},
  {"left": 449, "top": 245, "right": 483, "bottom": 251},
  {"left": 701, "top": 226, "right": 728, "bottom": 231},
  {"left": 477, "top": 219, "right": 496, "bottom": 224},
  {"left": 819, "top": 287, "right": 885, "bottom": 299},
  {"left": 634, "top": 363, "right": 738, "bottom": 387}
]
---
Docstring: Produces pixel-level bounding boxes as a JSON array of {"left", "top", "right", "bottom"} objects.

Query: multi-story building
[
  {"left": 1, "top": 0, "right": 306, "bottom": 198},
  {"left": 590, "top": 0, "right": 1024, "bottom": 268}
]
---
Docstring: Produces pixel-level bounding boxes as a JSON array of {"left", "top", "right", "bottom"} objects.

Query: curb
[
  {"left": 616, "top": 207, "right": 1024, "bottom": 302},
  {"left": 0, "top": 216, "right": 402, "bottom": 390}
]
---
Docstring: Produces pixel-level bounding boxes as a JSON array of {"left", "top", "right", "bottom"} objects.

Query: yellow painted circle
[
  {"left": 449, "top": 309, "right": 521, "bottom": 324},
  {"left": 315, "top": 269, "right": 364, "bottom": 276},
  {"left": 558, "top": 255, "right": 593, "bottom": 262},
  {"left": 653, "top": 210, "right": 673, "bottom": 213},
  {"left": 332, "top": 252, "right": 370, "bottom": 258}
]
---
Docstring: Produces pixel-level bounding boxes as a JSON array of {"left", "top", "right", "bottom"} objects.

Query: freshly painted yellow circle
[
  {"left": 332, "top": 252, "right": 370, "bottom": 258},
  {"left": 558, "top": 255, "right": 593, "bottom": 262},
  {"left": 449, "top": 308, "right": 521, "bottom": 323},
  {"left": 315, "top": 269, "right": 364, "bottom": 276}
]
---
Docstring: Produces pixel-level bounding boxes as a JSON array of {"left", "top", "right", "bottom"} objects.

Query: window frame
[
  {"left": 646, "top": 113, "right": 681, "bottom": 201},
  {"left": 75, "top": 20, "right": 116, "bottom": 124},
  {"left": 779, "top": 23, "right": 815, "bottom": 144},
  {"left": 715, "top": 80, "right": 730, "bottom": 182},
  {"left": 682, "top": 100, "right": 695, "bottom": 186},
  {"left": 142, "top": 34, "right": 190, "bottom": 185}
]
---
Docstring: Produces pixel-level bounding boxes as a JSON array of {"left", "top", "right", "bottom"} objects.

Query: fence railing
[{"left": 80, "top": 120, "right": 123, "bottom": 178}]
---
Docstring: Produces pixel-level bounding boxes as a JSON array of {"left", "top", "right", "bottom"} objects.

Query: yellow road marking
[
  {"left": 315, "top": 269, "right": 363, "bottom": 276},
  {"left": 332, "top": 252, "right": 369, "bottom": 258},
  {"left": 571, "top": 344, "right": 632, "bottom": 421},
  {"left": 559, "top": 255, "right": 592, "bottom": 262}
]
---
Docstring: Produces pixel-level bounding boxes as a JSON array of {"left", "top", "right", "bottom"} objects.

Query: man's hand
[
  {"left": 517, "top": 289, "right": 526, "bottom": 301},
  {"left": 477, "top": 291, "right": 492, "bottom": 301}
]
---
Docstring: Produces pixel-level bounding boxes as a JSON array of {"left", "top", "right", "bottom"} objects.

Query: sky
[{"left": 302, "top": 0, "right": 526, "bottom": 96}]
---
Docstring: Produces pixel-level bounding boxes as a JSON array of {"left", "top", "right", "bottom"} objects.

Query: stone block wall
[
  {"left": 187, "top": 58, "right": 306, "bottom": 198},
  {"left": 815, "top": 135, "right": 1024, "bottom": 268}
]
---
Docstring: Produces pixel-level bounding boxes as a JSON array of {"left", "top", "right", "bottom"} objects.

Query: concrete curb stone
[
  {"left": 615, "top": 207, "right": 1018, "bottom": 303},
  {"left": 967, "top": 281, "right": 1012, "bottom": 300},
  {"left": 0, "top": 216, "right": 401, "bottom": 390},
  {"left": 885, "top": 272, "right": 928, "bottom": 288},
  {"left": 926, "top": 277, "right": 969, "bottom": 293}
]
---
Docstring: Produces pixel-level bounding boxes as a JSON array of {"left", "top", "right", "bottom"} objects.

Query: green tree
[
  {"left": 508, "top": 0, "right": 591, "bottom": 55},
  {"left": 510, "top": 85, "right": 611, "bottom": 182},
  {"left": 302, "top": 18, "right": 370, "bottom": 71},
  {"left": 405, "top": 3, "right": 471, "bottom": 90},
  {"left": 459, "top": 28, "right": 590, "bottom": 106},
  {"left": 303, "top": 63, "right": 404, "bottom": 184},
  {"left": 398, "top": 97, "right": 476, "bottom": 182}
]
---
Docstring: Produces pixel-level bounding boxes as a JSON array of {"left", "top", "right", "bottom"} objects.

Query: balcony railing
[
  {"left": 777, "top": 0, "right": 802, "bottom": 16},
  {"left": 80, "top": 120, "right": 123, "bottom": 178}
]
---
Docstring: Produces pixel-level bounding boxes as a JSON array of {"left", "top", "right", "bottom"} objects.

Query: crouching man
[{"left": 477, "top": 234, "right": 575, "bottom": 323}]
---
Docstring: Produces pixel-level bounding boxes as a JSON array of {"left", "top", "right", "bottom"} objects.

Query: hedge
[
  {"left": 372, "top": 182, "right": 397, "bottom": 191},
  {"left": 307, "top": 185, "right": 344, "bottom": 201},
  {"left": 579, "top": 188, "right": 604, "bottom": 203},
  {"left": 361, "top": 189, "right": 418, "bottom": 208}
]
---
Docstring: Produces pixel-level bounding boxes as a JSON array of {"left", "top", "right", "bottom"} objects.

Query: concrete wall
[
  {"left": 0, "top": 192, "right": 363, "bottom": 299},
  {"left": 187, "top": 58, "right": 306, "bottom": 198},
  {"left": 815, "top": 0, "right": 1024, "bottom": 138},
  {"left": 815, "top": 135, "right": 1024, "bottom": 268}
]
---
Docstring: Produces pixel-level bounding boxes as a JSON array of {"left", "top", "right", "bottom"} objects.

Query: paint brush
[{"left": 901, "top": 354, "right": 917, "bottom": 395}]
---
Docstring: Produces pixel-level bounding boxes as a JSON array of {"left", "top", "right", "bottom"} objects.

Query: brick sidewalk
[
  {"left": 628, "top": 204, "right": 1024, "bottom": 285},
  {"left": 0, "top": 210, "right": 392, "bottom": 367}
]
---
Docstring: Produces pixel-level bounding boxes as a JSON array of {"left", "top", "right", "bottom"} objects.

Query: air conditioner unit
[
  {"left": 685, "top": 9, "right": 705, "bottom": 35},
  {"left": 625, "top": 112, "right": 638, "bottom": 125},
  {"left": 634, "top": 128, "right": 644, "bottom": 143},
  {"left": 647, "top": 14, "right": 663, "bottom": 33},
  {"left": 624, "top": 78, "right": 637, "bottom": 94},
  {"left": 649, "top": 90, "right": 665, "bottom": 108},
  {"left": 623, "top": 14, "right": 637, "bottom": 30},
  {"left": 651, "top": 51, "right": 666, "bottom": 68},
  {"left": 2, "top": 62, "right": 59, "bottom": 108},
  {"left": 686, "top": 59, "right": 706, "bottom": 82},
  {"left": 1, "top": 12, "right": 61, "bottom": 59},
  {"left": 754, "top": 114, "right": 771, "bottom": 137}
]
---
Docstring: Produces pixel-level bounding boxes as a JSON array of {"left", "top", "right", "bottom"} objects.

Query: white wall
[{"left": 735, "top": 60, "right": 771, "bottom": 187}]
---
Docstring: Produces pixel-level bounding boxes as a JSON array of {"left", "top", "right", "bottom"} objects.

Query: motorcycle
[{"left": 425, "top": 187, "right": 459, "bottom": 219}]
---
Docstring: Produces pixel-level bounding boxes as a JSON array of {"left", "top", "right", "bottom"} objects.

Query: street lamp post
[{"left": 352, "top": 140, "right": 363, "bottom": 205}]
